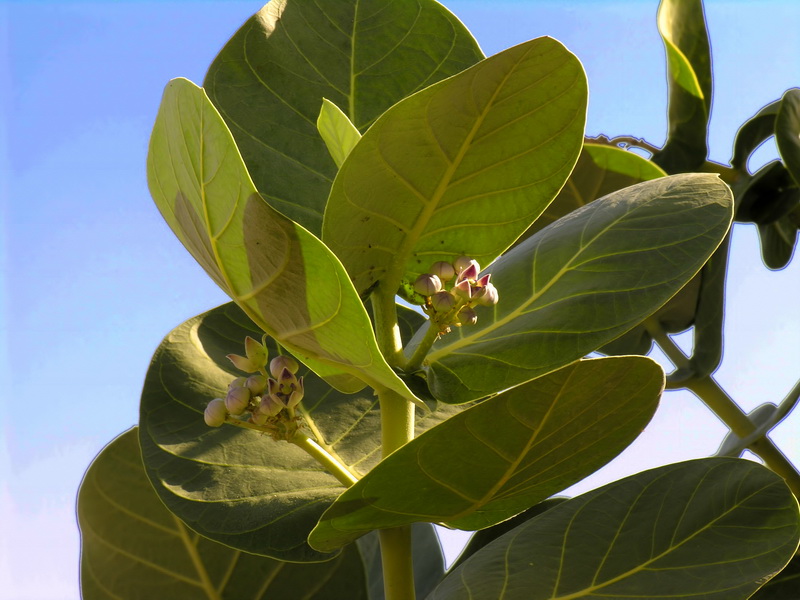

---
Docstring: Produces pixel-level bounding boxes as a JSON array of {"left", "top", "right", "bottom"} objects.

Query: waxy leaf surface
[
  {"left": 79, "top": 429, "right": 369, "bottom": 599},
  {"left": 512, "top": 143, "right": 666, "bottom": 249},
  {"left": 204, "top": 0, "right": 483, "bottom": 235},
  {"left": 138, "top": 303, "right": 458, "bottom": 561},
  {"left": 653, "top": 0, "right": 712, "bottom": 172},
  {"left": 732, "top": 99, "right": 780, "bottom": 172},
  {"left": 414, "top": 173, "right": 733, "bottom": 404},
  {"left": 429, "top": 458, "right": 800, "bottom": 600},
  {"left": 309, "top": 356, "right": 664, "bottom": 551},
  {"left": 323, "top": 36, "right": 587, "bottom": 296},
  {"left": 147, "top": 77, "right": 414, "bottom": 399},
  {"left": 776, "top": 88, "right": 800, "bottom": 186}
]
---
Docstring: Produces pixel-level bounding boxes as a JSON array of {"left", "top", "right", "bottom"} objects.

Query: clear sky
[{"left": 2, "top": 1, "right": 799, "bottom": 598}]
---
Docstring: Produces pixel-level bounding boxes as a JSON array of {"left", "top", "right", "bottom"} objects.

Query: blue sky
[{"left": 2, "top": 1, "right": 799, "bottom": 598}]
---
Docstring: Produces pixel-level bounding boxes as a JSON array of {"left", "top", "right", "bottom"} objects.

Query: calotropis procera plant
[{"left": 77, "top": 0, "right": 800, "bottom": 598}]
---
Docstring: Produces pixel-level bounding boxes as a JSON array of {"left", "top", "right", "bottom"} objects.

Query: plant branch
[
  {"left": 371, "top": 291, "right": 406, "bottom": 369},
  {"left": 291, "top": 431, "right": 359, "bottom": 487},
  {"left": 373, "top": 286, "right": 417, "bottom": 600},
  {"left": 405, "top": 321, "right": 440, "bottom": 373},
  {"left": 645, "top": 319, "right": 800, "bottom": 498}
]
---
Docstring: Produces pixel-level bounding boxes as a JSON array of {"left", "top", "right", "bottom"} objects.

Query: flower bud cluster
[
  {"left": 204, "top": 336, "right": 305, "bottom": 439},
  {"left": 413, "top": 256, "right": 499, "bottom": 334}
]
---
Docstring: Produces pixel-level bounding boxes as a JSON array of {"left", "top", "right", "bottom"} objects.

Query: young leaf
[
  {"left": 204, "top": 0, "right": 484, "bottom": 235},
  {"left": 79, "top": 428, "right": 370, "bottom": 599},
  {"left": 138, "top": 303, "right": 460, "bottom": 561},
  {"left": 318, "top": 99, "right": 361, "bottom": 169},
  {"left": 146, "top": 77, "right": 416, "bottom": 400},
  {"left": 731, "top": 99, "right": 781, "bottom": 171},
  {"left": 413, "top": 173, "right": 733, "bottom": 404},
  {"left": 653, "top": 0, "right": 713, "bottom": 172},
  {"left": 323, "top": 36, "right": 587, "bottom": 297},
  {"left": 428, "top": 458, "right": 800, "bottom": 600},
  {"left": 308, "top": 356, "right": 664, "bottom": 552},
  {"left": 758, "top": 217, "right": 799, "bottom": 270},
  {"left": 776, "top": 88, "right": 800, "bottom": 186}
]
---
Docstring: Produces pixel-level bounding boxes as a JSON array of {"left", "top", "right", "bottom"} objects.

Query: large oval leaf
[
  {"left": 138, "top": 303, "right": 459, "bottom": 561},
  {"left": 308, "top": 356, "right": 664, "bottom": 552},
  {"left": 512, "top": 142, "right": 666, "bottom": 249},
  {"left": 653, "top": 0, "right": 712, "bottom": 173},
  {"left": 323, "top": 36, "right": 587, "bottom": 296},
  {"left": 204, "top": 0, "right": 484, "bottom": 235},
  {"left": 429, "top": 458, "right": 800, "bottom": 600},
  {"left": 413, "top": 173, "right": 733, "bottom": 404},
  {"left": 147, "top": 77, "right": 415, "bottom": 399},
  {"left": 79, "top": 428, "right": 369, "bottom": 599}
]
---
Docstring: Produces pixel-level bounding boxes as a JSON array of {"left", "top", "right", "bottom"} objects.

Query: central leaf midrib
[
  {"left": 550, "top": 470, "right": 772, "bottom": 599},
  {"left": 384, "top": 46, "right": 534, "bottom": 300},
  {"left": 447, "top": 371, "right": 573, "bottom": 522}
]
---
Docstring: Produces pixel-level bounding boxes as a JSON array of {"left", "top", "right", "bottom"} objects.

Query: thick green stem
[
  {"left": 371, "top": 292, "right": 406, "bottom": 369},
  {"left": 290, "top": 431, "right": 358, "bottom": 487},
  {"left": 405, "top": 321, "right": 440, "bottom": 372},
  {"left": 646, "top": 319, "right": 800, "bottom": 498},
  {"left": 372, "top": 290, "right": 417, "bottom": 600},
  {"left": 379, "top": 527, "right": 416, "bottom": 600}
]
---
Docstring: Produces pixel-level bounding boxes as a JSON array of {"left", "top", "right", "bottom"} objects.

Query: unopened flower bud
[
  {"left": 430, "top": 290, "right": 457, "bottom": 312},
  {"left": 251, "top": 410, "right": 269, "bottom": 425},
  {"left": 454, "top": 256, "right": 479, "bottom": 275},
  {"left": 413, "top": 273, "right": 442, "bottom": 296},
  {"left": 458, "top": 305, "right": 478, "bottom": 326},
  {"left": 204, "top": 399, "right": 227, "bottom": 427},
  {"left": 453, "top": 279, "right": 472, "bottom": 301},
  {"left": 269, "top": 355, "right": 299, "bottom": 379},
  {"left": 430, "top": 261, "right": 456, "bottom": 283},
  {"left": 228, "top": 377, "right": 247, "bottom": 390},
  {"left": 245, "top": 374, "right": 267, "bottom": 395},
  {"left": 225, "top": 386, "right": 251, "bottom": 415},
  {"left": 474, "top": 282, "right": 499, "bottom": 306},
  {"left": 259, "top": 393, "right": 284, "bottom": 417}
]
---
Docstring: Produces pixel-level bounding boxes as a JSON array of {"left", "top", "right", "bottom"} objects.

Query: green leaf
[
  {"left": 758, "top": 217, "right": 799, "bottom": 270},
  {"left": 449, "top": 498, "right": 567, "bottom": 572},
  {"left": 79, "top": 428, "right": 369, "bottom": 599},
  {"left": 414, "top": 173, "right": 733, "bottom": 404},
  {"left": 204, "top": 0, "right": 484, "bottom": 235},
  {"left": 653, "top": 0, "right": 713, "bottom": 172},
  {"left": 322, "top": 36, "right": 587, "bottom": 297},
  {"left": 356, "top": 524, "right": 445, "bottom": 600},
  {"left": 318, "top": 98, "right": 361, "bottom": 169},
  {"left": 750, "top": 553, "right": 800, "bottom": 599},
  {"left": 732, "top": 99, "right": 780, "bottom": 171},
  {"left": 146, "top": 77, "right": 415, "bottom": 399},
  {"left": 429, "top": 458, "right": 800, "bottom": 600},
  {"left": 736, "top": 161, "right": 800, "bottom": 225},
  {"left": 776, "top": 88, "right": 800, "bottom": 186},
  {"left": 308, "top": 356, "right": 664, "bottom": 551},
  {"left": 138, "top": 303, "right": 460, "bottom": 561},
  {"left": 512, "top": 143, "right": 667, "bottom": 249}
]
